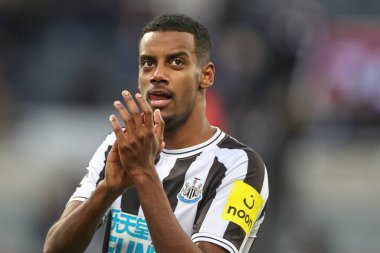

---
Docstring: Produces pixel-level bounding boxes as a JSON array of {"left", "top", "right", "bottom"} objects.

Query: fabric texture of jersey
[{"left": 69, "top": 127, "right": 269, "bottom": 253}]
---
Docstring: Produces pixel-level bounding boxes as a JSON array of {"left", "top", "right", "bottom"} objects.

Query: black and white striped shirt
[{"left": 69, "top": 127, "right": 269, "bottom": 253}]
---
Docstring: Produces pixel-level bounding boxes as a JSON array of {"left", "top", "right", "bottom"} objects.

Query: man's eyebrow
[
  {"left": 139, "top": 54, "right": 155, "bottom": 61},
  {"left": 139, "top": 51, "right": 191, "bottom": 62},
  {"left": 167, "top": 51, "right": 190, "bottom": 60}
]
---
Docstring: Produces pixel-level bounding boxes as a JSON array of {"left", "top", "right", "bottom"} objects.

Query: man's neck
[{"left": 163, "top": 119, "right": 215, "bottom": 150}]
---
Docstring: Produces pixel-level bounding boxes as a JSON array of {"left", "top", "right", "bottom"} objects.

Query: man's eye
[
  {"left": 171, "top": 59, "right": 183, "bottom": 66},
  {"left": 142, "top": 60, "right": 154, "bottom": 67}
]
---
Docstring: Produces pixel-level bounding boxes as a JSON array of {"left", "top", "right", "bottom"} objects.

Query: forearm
[
  {"left": 134, "top": 170, "right": 203, "bottom": 253},
  {"left": 44, "top": 181, "right": 118, "bottom": 253}
]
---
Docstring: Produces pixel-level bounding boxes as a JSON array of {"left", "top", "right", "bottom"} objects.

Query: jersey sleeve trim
[
  {"left": 191, "top": 232, "right": 239, "bottom": 253},
  {"left": 67, "top": 196, "right": 88, "bottom": 203}
]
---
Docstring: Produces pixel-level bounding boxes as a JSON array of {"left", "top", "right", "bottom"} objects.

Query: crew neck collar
[{"left": 161, "top": 127, "right": 225, "bottom": 158}]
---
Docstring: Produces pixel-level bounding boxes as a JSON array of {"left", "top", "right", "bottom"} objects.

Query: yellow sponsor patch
[{"left": 222, "top": 180, "right": 264, "bottom": 235}]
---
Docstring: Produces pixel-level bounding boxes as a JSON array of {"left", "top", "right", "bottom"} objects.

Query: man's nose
[{"left": 150, "top": 65, "right": 168, "bottom": 85}]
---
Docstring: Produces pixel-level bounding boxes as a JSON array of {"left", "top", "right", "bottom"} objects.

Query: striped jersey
[{"left": 69, "top": 127, "right": 269, "bottom": 253}]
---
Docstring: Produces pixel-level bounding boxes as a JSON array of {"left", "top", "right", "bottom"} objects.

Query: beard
[
  {"left": 161, "top": 114, "right": 184, "bottom": 132},
  {"left": 160, "top": 104, "right": 194, "bottom": 133}
]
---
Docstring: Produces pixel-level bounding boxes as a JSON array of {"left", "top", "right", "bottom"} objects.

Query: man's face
[{"left": 138, "top": 31, "right": 203, "bottom": 130}]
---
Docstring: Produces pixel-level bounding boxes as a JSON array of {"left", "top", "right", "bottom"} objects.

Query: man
[{"left": 44, "top": 13, "right": 269, "bottom": 253}]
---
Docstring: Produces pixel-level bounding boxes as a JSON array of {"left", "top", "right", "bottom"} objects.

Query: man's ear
[{"left": 199, "top": 62, "right": 215, "bottom": 89}]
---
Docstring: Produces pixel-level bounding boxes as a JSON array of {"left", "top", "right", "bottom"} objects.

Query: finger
[
  {"left": 160, "top": 141, "right": 166, "bottom": 151},
  {"left": 156, "top": 141, "right": 165, "bottom": 158},
  {"left": 107, "top": 140, "right": 120, "bottom": 161},
  {"left": 122, "top": 90, "right": 142, "bottom": 130},
  {"left": 109, "top": 114, "right": 128, "bottom": 147},
  {"left": 135, "top": 93, "right": 153, "bottom": 129},
  {"left": 154, "top": 109, "right": 165, "bottom": 143},
  {"left": 110, "top": 140, "right": 118, "bottom": 152},
  {"left": 113, "top": 101, "right": 134, "bottom": 133}
]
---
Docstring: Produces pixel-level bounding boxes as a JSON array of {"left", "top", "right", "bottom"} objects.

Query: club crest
[{"left": 177, "top": 177, "right": 203, "bottom": 204}]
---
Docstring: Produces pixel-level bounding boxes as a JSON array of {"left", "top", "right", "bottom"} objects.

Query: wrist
[
  {"left": 97, "top": 180, "right": 124, "bottom": 201},
  {"left": 130, "top": 165, "right": 160, "bottom": 186}
]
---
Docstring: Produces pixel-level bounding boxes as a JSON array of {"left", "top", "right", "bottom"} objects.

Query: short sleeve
[
  {"left": 191, "top": 150, "right": 269, "bottom": 253},
  {"left": 68, "top": 133, "right": 116, "bottom": 203}
]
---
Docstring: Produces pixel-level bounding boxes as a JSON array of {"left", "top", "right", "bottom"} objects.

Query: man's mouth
[{"left": 148, "top": 90, "right": 172, "bottom": 108}]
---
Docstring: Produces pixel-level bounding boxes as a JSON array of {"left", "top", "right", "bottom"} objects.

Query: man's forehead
[{"left": 139, "top": 31, "right": 196, "bottom": 54}]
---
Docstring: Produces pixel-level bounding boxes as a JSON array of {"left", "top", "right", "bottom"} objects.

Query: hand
[
  {"left": 102, "top": 140, "right": 134, "bottom": 196},
  {"left": 109, "top": 90, "right": 165, "bottom": 182}
]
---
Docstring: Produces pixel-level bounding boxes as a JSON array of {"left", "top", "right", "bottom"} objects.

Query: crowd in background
[{"left": 1, "top": 1, "right": 380, "bottom": 252}]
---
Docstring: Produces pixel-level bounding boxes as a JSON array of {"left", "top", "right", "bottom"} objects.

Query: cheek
[
  {"left": 138, "top": 83, "right": 146, "bottom": 94},
  {"left": 180, "top": 84, "right": 198, "bottom": 108},
  {"left": 181, "top": 73, "right": 199, "bottom": 93},
  {"left": 178, "top": 82, "right": 196, "bottom": 101},
  {"left": 138, "top": 77, "right": 149, "bottom": 94}
]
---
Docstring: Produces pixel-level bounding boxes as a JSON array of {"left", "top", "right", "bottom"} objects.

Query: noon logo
[
  {"left": 226, "top": 194, "right": 255, "bottom": 229},
  {"left": 177, "top": 177, "right": 203, "bottom": 204},
  {"left": 222, "top": 180, "right": 264, "bottom": 234}
]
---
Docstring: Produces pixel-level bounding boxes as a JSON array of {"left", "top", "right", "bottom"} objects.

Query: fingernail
[
  {"left": 136, "top": 93, "right": 142, "bottom": 98},
  {"left": 122, "top": 90, "right": 129, "bottom": 96},
  {"left": 114, "top": 101, "right": 121, "bottom": 106}
]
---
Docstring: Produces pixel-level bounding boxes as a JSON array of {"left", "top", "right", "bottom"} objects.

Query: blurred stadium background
[{"left": 1, "top": 0, "right": 380, "bottom": 252}]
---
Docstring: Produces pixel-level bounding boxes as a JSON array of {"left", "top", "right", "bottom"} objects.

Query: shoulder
[
  {"left": 87, "top": 131, "right": 116, "bottom": 166},
  {"left": 215, "top": 134, "right": 265, "bottom": 169},
  {"left": 215, "top": 133, "right": 267, "bottom": 189},
  {"left": 94, "top": 132, "right": 116, "bottom": 154},
  {"left": 102, "top": 131, "right": 117, "bottom": 146}
]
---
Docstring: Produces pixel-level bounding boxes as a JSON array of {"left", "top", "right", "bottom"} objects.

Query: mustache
[{"left": 146, "top": 88, "right": 175, "bottom": 100}]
